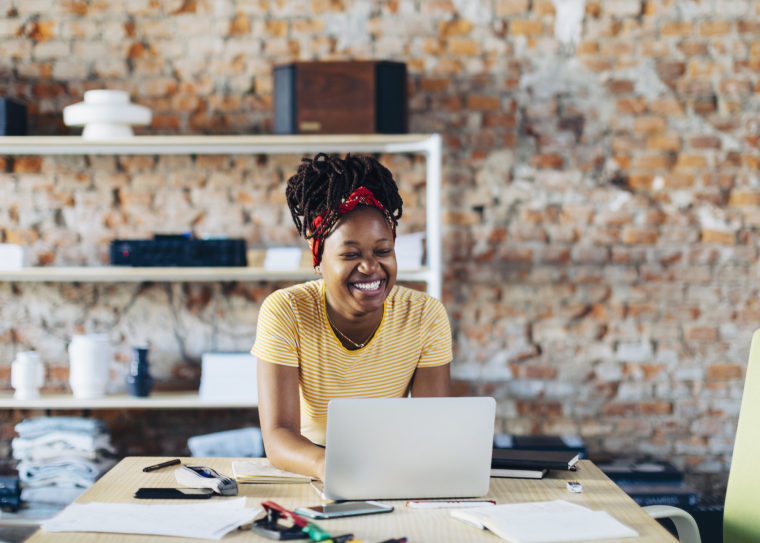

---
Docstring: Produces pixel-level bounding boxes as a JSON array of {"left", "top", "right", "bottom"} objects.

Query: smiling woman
[{"left": 251, "top": 154, "right": 452, "bottom": 480}]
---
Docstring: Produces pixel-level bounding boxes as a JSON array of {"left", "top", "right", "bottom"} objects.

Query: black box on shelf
[
  {"left": 0, "top": 97, "right": 27, "bottom": 136},
  {"left": 494, "top": 433, "right": 587, "bottom": 458},
  {"left": 110, "top": 235, "right": 247, "bottom": 267},
  {"left": 617, "top": 481, "right": 699, "bottom": 508},
  {"left": 274, "top": 60, "right": 407, "bottom": 135},
  {"left": 597, "top": 458, "right": 684, "bottom": 484}
]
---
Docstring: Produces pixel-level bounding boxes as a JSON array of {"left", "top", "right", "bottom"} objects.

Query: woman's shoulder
[
  {"left": 263, "top": 280, "right": 322, "bottom": 309},
  {"left": 388, "top": 285, "right": 446, "bottom": 313}
]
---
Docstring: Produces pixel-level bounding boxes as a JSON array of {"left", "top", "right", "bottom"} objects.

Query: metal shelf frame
[{"left": 0, "top": 134, "right": 442, "bottom": 299}]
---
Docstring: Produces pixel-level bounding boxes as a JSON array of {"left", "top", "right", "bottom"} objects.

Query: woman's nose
[{"left": 358, "top": 255, "right": 379, "bottom": 273}]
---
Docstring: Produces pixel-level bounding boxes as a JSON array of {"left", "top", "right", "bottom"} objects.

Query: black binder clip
[{"left": 251, "top": 503, "right": 309, "bottom": 540}]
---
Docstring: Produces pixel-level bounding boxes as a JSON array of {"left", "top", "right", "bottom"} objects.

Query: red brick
[
  {"left": 640, "top": 401, "right": 673, "bottom": 415},
  {"left": 679, "top": 40, "right": 709, "bottom": 56},
  {"left": 689, "top": 135, "right": 721, "bottom": 149},
  {"left": 634, "top": 153, "right": 673, "bottom": 170},
  {"left": 602, "top": 403, "right": 636, "bottom": 417},
  {"left": 496, "top": 0, "right": 530, "bottom": 16},
  {"left": 516, "top": 400, "right": 562, "bottom": 417},
  {"left": 510, "top": 19, "right": 544, "bottom": 35},
  {"left": 706, "top": 364, "right": 742, "bottom": 380},
  {"left": 12, "top": 157, "right": 43, "bottom": 173},
  {"left": 418, "top": 77, "right": 450, "bottom": 92},
  {"left": 647, "top": 133, "right": 681, "bottom": 151},
  {"left": 617, "top": 97, "right": 647, "bottom": 114},
  {"left": 634, "top": 116, "right": 666, "bottom": 134},
  {"left": 438, "top": 19, "right": 473, "bottom": 37},
  {"left": 623, "top": 228, "right": 658, "bottom": 244},
  {"left": 628, "top": 174, "right": 654, "bottom": 189},
  {"left": 531, "top": 153, "right": 563, "bottom": 169},
  {"left": 608, "top": 79, "right": 634, "bottom": 94},
  {"left": 229, "top": 13, "right": 251, "bottom": 35},
  {"left": 675, "top": 154, "right": 708, "bottom": 170},
  {"left": 701, "top": 229, "right": 736, "bottom": 244},
  {"left": 532, "top": 1, "right": 555, "bottom": 15},
  {"left": 684, "top": 325, "right": 719, "bottom": 342},
  {"left": 699, "top": 21, "right": 731, "bottom": 36},
  {"left": 739, "top": 21, "right": 760, "bottom": 34},
  {"left": 662, "top": 21, "right": 692, "bottom": 36},
  {"left": 466, "top": 95, "right": 500, "bottom": 110}
]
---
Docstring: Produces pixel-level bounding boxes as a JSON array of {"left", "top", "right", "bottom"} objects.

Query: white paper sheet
[
  {"left": 451, "top": 500, "right": 638, "bottom": 543},
  {"left": 42, "top": 498, "right": 260, "bottom": 540}
]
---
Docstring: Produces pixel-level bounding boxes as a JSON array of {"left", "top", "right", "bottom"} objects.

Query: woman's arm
[
  {"left": 410, "top": 363, "right": 451, "bottom": 397},
  {"left": 257, "top": 359, "right": 325, "bottom": 480}
]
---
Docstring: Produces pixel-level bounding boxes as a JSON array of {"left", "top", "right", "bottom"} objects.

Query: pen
[
  {"left": 378, "top": 538, "right": 406, "bottom": 543},
  {"left": 143, "top": 458, "right": 181, "bottom": 472}
]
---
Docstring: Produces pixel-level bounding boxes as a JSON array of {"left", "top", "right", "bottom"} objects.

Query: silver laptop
[{"left": 318, "top": 397, "right": 495, "bottom": 501}]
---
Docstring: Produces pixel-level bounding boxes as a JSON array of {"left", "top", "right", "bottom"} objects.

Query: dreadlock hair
[{"left": 285, "top": 153, "right": 403, "bottom": 265}]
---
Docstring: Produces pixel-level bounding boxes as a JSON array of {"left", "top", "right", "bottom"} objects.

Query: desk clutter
[{"left": 11, "top": 416, "right": 117, "bottom": 513}]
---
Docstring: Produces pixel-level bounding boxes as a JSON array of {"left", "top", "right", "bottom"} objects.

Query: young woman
[{"left": 252, "top": 153, "right": 451, "bottom": 480}]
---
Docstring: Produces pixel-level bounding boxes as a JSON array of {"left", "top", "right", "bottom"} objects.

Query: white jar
[
  {"left": 11, "top": 351, "right": 44, "bottom": 400},
  {"left": 68, "top": 334, "right": 112, "bottom": 399}
]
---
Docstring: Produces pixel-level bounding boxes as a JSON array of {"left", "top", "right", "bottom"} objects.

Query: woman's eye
[{"left": 376, "top": 249, "right": 393, "bottom": 256}]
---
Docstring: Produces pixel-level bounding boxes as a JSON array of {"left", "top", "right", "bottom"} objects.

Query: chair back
[{"left": 724, "top": 329, "right": 760, "bottom": 542}]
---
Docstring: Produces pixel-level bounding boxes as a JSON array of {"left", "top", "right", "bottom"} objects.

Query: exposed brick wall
[{"left": 2, "top": 1, "right": 760, "bottom": 498}]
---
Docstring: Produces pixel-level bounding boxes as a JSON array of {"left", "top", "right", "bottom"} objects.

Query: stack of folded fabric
[{"left": 12, "top": 416, "right": 117, "bottom": 508}]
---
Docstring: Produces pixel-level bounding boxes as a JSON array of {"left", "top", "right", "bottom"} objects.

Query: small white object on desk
[{"left": 63, "top": 90, "right": 151, "bottom": 140}]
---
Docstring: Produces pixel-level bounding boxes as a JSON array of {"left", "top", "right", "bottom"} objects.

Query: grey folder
[{"left": 319, "top": 397, "right": 496, "bottom": 501}]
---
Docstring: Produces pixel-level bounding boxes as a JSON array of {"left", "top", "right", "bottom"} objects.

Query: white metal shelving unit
[
  {"left": 0, "top": 134, "right": 443, "bottom": 410},
  {"left": 0, "top": 134, "right": 442, "bottom": 299}
]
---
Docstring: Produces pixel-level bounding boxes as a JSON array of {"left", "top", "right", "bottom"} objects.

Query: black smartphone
[
  {"left": 134, "top": 487, "right": 214, "bottom": 499},
  {"left": 294, "top": 501, "right": 393, "bottom": 519}
]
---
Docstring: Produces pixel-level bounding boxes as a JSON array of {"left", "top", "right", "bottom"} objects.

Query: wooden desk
[{"left": 26, "top": 457, "right": 677, "bottom": 543}]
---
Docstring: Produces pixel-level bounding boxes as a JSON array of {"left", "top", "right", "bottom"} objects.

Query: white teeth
[{"left": 353, "top": 280, "right": 381, "bottom": 291}]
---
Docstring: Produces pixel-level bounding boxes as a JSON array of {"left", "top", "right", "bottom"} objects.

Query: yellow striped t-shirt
[{"left": 252, "top": 280, "right": 452, "bottom": 445}]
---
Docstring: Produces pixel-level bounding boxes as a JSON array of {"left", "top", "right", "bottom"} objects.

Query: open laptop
[{"left": 315, "top": 397, "right": 495, "bottom": 501}]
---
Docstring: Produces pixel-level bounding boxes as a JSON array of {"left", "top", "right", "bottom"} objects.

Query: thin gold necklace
[{"left": 327, "top": 311, "right": 381, "bottom": 349}]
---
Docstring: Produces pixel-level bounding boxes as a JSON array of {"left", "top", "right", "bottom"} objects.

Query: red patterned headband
[{"left": 308, "top": 186, "right": 397, "bottom": 267}]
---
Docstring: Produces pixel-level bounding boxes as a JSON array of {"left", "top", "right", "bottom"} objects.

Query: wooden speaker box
[{"left": 274, "top": 60, "right": 407, "bottom": 134}]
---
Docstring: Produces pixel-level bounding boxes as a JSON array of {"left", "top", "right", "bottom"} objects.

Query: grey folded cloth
[{"left": 15, "top": 417, "right": 106, "bottom": 439}]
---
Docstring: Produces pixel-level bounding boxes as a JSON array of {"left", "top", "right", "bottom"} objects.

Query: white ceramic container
[
  {"left": 68, "top": 334, "right": 112, "bottom": 399},
  {"left": 11, "top": 351, "right": 44, "bottom": 400}
]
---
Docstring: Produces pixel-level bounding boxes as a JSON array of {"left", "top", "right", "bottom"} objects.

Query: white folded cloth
[
  {"left": 17, "top": 456, "right": 117, "bottom": 487},
  {"left": 12, "top": 431, "right": 114, "bottom": 458}
]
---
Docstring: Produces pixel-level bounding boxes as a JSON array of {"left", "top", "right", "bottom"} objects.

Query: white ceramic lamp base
[{"left": 63, "top": 90, "right": 151, "bottom": 140}]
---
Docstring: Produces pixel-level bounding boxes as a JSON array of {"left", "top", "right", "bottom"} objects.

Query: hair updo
[{"left": 285, "top": 153, "right": 403, "bottom": 265}]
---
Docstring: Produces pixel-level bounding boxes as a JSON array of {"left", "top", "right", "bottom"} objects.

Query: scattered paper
[
  {"left": 42, "top": 498, "right": 259, "bottom": 540},
  {"left": 451, "top": 500, "right": 638, "bottom": 543}
]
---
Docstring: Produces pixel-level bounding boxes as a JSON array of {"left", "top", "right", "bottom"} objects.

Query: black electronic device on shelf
[{"left": 110, "top": 234, "right": 247, "bottom": 267}]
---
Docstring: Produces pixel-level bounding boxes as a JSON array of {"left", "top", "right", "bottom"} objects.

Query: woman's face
[{"left": 320, "top": 206, "right": 397, "bottom": 319}]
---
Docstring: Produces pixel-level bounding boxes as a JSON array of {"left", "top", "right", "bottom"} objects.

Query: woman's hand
[{"left": 257, "top": 359, "right": 326, "bottom": 480}]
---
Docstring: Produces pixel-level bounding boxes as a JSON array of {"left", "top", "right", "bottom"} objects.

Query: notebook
[
  {"left": 491, "top": 448, "right": 580, "bottom": 471},
  {"left": 317, "top": 397, "right": 496, "bottom": 501}
]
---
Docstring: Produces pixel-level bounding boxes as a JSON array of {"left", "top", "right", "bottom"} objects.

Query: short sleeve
[
  {"left": 251, "top": 289, "right": 300, "bottom": 367},
  {"left": 417, "top": 296, "right": 453, "bottom": 368}
]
